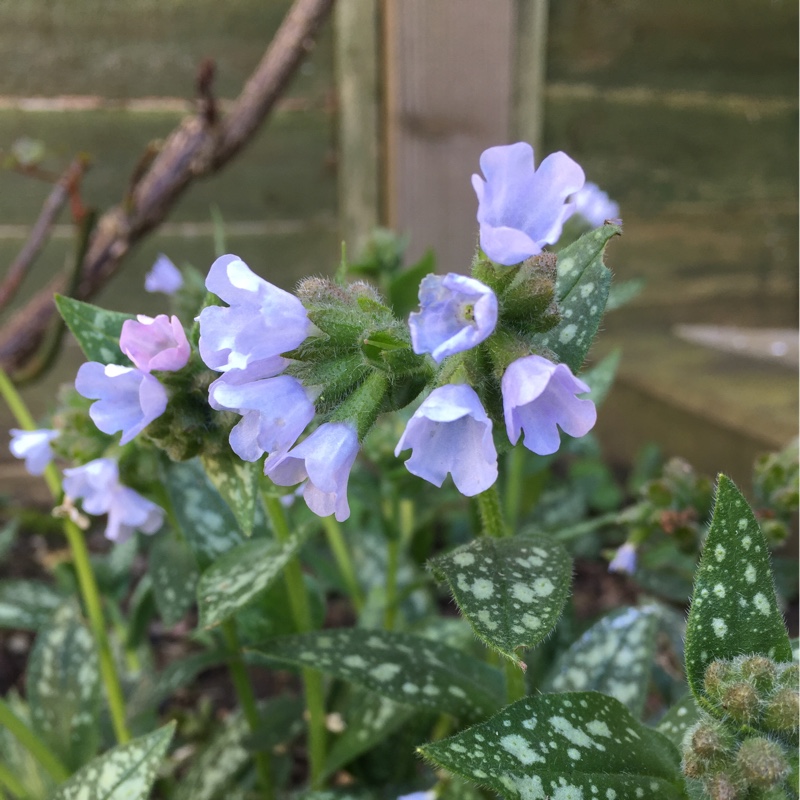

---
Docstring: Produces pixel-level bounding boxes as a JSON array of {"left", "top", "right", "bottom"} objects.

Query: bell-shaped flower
[
  {"left": 568, "top": 181, "right": 620, "bottom": 228},
  {"left": 120, "top": 314, "right": 190, "bottom": 373},
  {"left": 9, "top": 428, "right": 59, "bottom": 475},
  {"left": 209, "top": 373, "right": 316, "bottom": 462},
  {"left": 63, "top": 457, "right": 164, "bottom": 543},
  {"left": 608, "top": 542, "right": 637, "bottom": 575},
  {"left": 409, "top": 273, "right": 497, "bottom": 363},
  {"left": 145, "top": 254, "right": 183, "bottom": 294},
  {"left": 501, "top": 354, "right": 596, "bottom": 456},
  {"left": 75, "top": 362, "right": 168, "bottom": 445},
  {"left": 471, "top": 142, "right": 585, "bottom": 266},
  {"left": 264, "top": 422, "right": 359, "bottom": 522},
  {"left": 395, "top": 384, "right": 498, "bottom": 497},
  {"left": 198, "top": 254, "right": 310, "bottom": 376}
]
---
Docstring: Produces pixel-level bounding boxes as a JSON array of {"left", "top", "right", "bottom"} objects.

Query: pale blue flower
[
  {"left": 471, "top": 142, "right": 585, "bottom": 265},
  {"left": 209, "top": 373, "right": 316, "bottom": 462},
  {"left": 609, "top": 542, "right": 637, "bottom": 575},
  {"left": 569, "top": 181, "right": 620, "bottom": 228},
  {"left": 63, "top": 458, "right": 164, "bottom": 542},
  {"left": 9, "top": 428, "right": 58, "bottom": 475},
  {"left": 265, "top": 422, "right": 359, "bottom": 522},
  {"left": 397, "top": 793, "right": 435, "bottom": 800},
  {"left": 198, "top": 254, "right": 309, "bottom": 376},
  {"left": 501, "top": 354, "right": 596, "bottom": 455},
  {"left": 75, "top": 363, "right": 168, "bottom": 445},
  {"left": 145, "top": 254, "right": 183, "bottom": 295},
  {"left": 120, "top": 314, "right": 190, "bottom": 373},
  {"left": 395, "top": 384, "right": 498, "bottom": 496},
  {"left": 409, "top": 273, "right": 497, "bottom": 363}
]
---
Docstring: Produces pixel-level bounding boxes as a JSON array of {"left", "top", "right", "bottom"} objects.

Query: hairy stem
[
  {"left": 475, "top": 484, "right": 508, "bottom": 538},
  {"left": 321, "top": 516, "right": 364, "bottom": 614}
]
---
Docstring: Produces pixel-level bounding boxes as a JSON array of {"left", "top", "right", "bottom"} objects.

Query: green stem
[
  {"left": 0, "top": 367, "right": 130, "bottom": 745},
  {"left": 475, "top": 484, "right": 508, "bottom": 538},
  {"left": 0, "top": 698, "right": 69, "bottom": 783},
  {"left": 384, "top": 537, "right": 399, "bottom": 631},
  {"left": 504, "top": 446, "right": 525, "bottom": 533},
  {"left": 504, "top": 659, "right": 527, "bottom": 704},
  {"left": 221, "top": 620, "right": 274, "bottom": 799},
  {"left": 0, "top": 760, "right": 27, "bottom": 798},
  {"left": 321, "top": 516, "right": 364, "bottom": 614},
  {"left": 262, "top": 494, "right": 327, "bottom": 789}
]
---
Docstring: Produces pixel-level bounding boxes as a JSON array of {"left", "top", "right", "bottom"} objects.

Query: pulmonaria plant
[
  {"left": 9, "top": 428, "right": 59, "bottom": 475},
  {"left": 144, "top": 253, "right": 183, "bottom": 295}
]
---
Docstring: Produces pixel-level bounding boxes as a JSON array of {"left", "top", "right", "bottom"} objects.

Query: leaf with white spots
[
  {"left": 580, "top": 348, "right": 621, "bottom": 407},
  {"left": 684, "top": 475, "right": 793, "bottom": 702},
  {"left": 198, "top": 534, "right": 306, "bottom": 629},
  {"left": 200, "top": 449, "right": 259, "bottom": 537},
  {"left": 250, "top": 629, "right": 504, "bottom": 720},
  {"left": 50, "top": 722, "right": 175, "bottom": 800},
  {"left": 535, "top": 223, "right": 620, "bottom": 372},
  {"left": 148, "top": 534, "right": 199, "bottom": 626},
  {"left": 656, "top": 694, "right": 701, "bottom": 750},
  {"left": 164, "top": 459, "right": 246, "bottom": 567},
  {"left": 429, "top": 536, "right": 572, "bottom": 663},
  {"left": 55, "top": 295, "right": 134, "bottom": 365},
  {"left": 27, "top": 602, "right": 100, "bottom": 771},
  {"left": 0, "top": 580, "right": 66, "bottom": 630},
  {"left": 542, "top": 606, "right": 660, "bottom": 718},
  {"left": 420, "top": 691, "right": 685, "bottom": 800}
]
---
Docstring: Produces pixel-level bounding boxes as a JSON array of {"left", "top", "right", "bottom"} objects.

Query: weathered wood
[
  {"left": 512, "top": 0, "right": 550, "bottom": 153},
  {"left": 334, "top": 0, "right": 381, "bottom": 257}
]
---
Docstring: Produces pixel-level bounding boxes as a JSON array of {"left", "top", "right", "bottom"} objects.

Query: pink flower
[{"left": 120, "top": 314, "right": 190, "bottom": 373}]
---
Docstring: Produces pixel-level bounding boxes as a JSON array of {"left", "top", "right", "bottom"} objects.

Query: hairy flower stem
[
  {"left": 504, "top": 660, "right": 527, "bottom": 704},
  {"left": 475, "top": 484, "right": 508, "bottom": 538},
  {"left": 262, "top": 493, "right": 327, "bottom": 788},
  {"left": 0, "top": 366, "right": 131, "bottom": 745},
  {"left": 0, "top": 698, "right": 69, "bottom": 783},
  {"left": 221, "top": 619, "right": 275, "bottom": 800},
  {"left": 321, "top": 516, "right": 364, "bottom": 614}
]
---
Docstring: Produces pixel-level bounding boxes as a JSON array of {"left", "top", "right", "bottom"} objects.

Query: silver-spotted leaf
[
  {"left": 54, "top": 295, "right": 134, "bottom": 365},
  {"left": 50, "top": 722, "right": 175, "bottom": 800},
  {"left": 0, "top": 580, "right": 65, "bottom": 630},
  {"left": 535, "top": 223, "right": 620, "bottom": 372},
  {"left": 543, "top": 606, "right": 659, "bottom": 718},
  {"left": 251, "top": 629, "right": 504, "bottom": 719},
  {"left": 198, "top": 535, "right": 305, "bottom": 629},
  {"left": 27, "top": 603, "right": 100, "bottom": 771},
  {"left": 200, "top": 450, "right": 259, "bottom": 537},
  {"left": 148, "top": 535, "right": 199, "bottom": 626},
  {"left": 420, "top": 691, "right": 684, "bottom": 800},
  {"left": 164, "top": 459, "right": 245, "bottom": 567},
  {"left": 656, "top": 693, "right": 701, "bottom": 750},
  {"left": 429, "top": 536, "right": 571, "bottom": 662},
  {"left": 579, "top": 348, "right": 621, "bottom": 407},
  {"left": 685, "top": 475, "right": 792, "bottom": 701}
]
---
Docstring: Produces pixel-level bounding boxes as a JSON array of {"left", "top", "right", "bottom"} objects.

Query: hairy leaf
[
  {"left": 200, "top": 449, "right": 259, "bottom": 537},
  {"left": 656, "top": 693, "right": 701, "bottom": 750},
  {"left": 429, "top": 536, "right": 571, "bottom": 662},
  {"left": 543, "top": 606, "right": 660, "bottom": 718},
  {"left": 251, "top": 629, "right": 504, "bottom": 719},
  {"left": 148, "top": 534, "right": 199, "bottom": 626},
  {"left": 54, "top": 295, "right": 133, "bottom": 365},
  {"left": 685, "top": 475, "right": 792, "bottom": 701},
  {"left": 420, "top": 691, "right": 684, "bottom": 800},
  {"left": 0, "top": 580, "right": 65, "bottom": 630}
]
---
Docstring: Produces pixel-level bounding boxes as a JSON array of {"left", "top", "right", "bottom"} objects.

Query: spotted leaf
[
  {"left": 535, "top": 223, "right": 619, "bottom": 372},
  {"left": 429, "top": 536, "right": 571, "bottom": 663},
  {"left": 685, "top": 475, "right": 793, "bottom": 701},
  {"left": 250, "top": 629, "right": 504, "bottom": 720},
  {"left": 0, "top": 579, "right": 66, "bottom": 630},
  {"left": 656, "top": 694, "right": 702, "bottom": 750},
  {"left": 54, "top": 295, "right": 133, "bottom": 365},
  {"left": 198, "top": 534, "right": 305, "bottom": 629},
  {"left": 542, "top": 606, "right": 659, "bottom": 718},
  {"left": 27, "top": 602, "right": 100, "bottom": 771},
  {"left": 420, "top": 691, "right": 685, "bottom": 800},
  {"left": 50, "top": 722, "right": 175, "bottom": 800},
  {"left": 148, "top": 534, "right": 199, "bottom": 626},
  {"left": 200, "top": 449, "right": 259, "bottom": 537}
]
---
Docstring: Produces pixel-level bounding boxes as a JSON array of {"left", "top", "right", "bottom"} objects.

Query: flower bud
[
  {"left": 703, "top": 771, "right": 743, "bottom": 800},
  {"left": 736, "top": 737, "right": 790, "bottom": 789},
  {"left": 762, "top": 687, "right": 799, "bottom": 735},
  {"left": 704, "top": 659, "right": 735, "bottom": 702},
  {"left": 689, "top": 720, "right": 734, "bottom": 762},
  {"left": 498, "top": 253, "right": 561, "bottom": 333},
  {"left": 740, "top": 656, "right": 777, "bottom": 694},
  {"left": 721, "top": 681, "right": 761, "bottom": 725},
  {"left": 777, "top": 662, "right": 798, "bottom": 689}
]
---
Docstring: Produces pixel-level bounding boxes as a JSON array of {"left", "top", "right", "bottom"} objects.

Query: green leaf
[
  {"left": 387, "top": 249, "right": 435, "bottom": 318},
  {"left": 148, "top": 534, "right": 199, "bottom": 626},
  {"left": 27, "top": 603, "right": 100, "bottom": 771},
  {"left": 0, "top": 518, "right": 19, "bottom": 560},
  {"left": 535, "top": 223, "right": 620, "bottom": 372},
  {"left": 54, "top": 295, "right": 134, "bottom": 365},
  {"left": 164, "top": 459, "right": 245, "bottom": 567},
  {"left": 198, "top": 535, "right": 306, "bottom": 629},
  {"left": 200, "top": 449, "right": 258, "bottom": 537},
  {"left": 542, "top": 606, "right": 660, "bottom": 718},
  {"left": 606, "top": 277, "right": 645, "bottom": 311},
  {"left": 50, "top": 722, "right": 175, "bottom": 800},
  {"left": 656, "top": 693, "right": 702, "bottom": 750},
  {"left": 0, "top": 580, "right": 65, "bottom": 630},
  {"left": 685, "top": 475, "right": 793, "bottom": 702},
  {"left": 420, "top": 691, "right": 684, "bottom": 800},
  {"left": 251, "top": 629, "right": 504, "bottom": 719},
  {"left": 429, "top": 536, "right": 572, "bottom": 662},
  {"left": 580, "top": 348, "right": 621, "bottom": 407}
]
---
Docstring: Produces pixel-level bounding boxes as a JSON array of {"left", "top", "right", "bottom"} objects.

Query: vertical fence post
[{"left": 512, "top": 0, "right": 550, "bottom": 154}]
